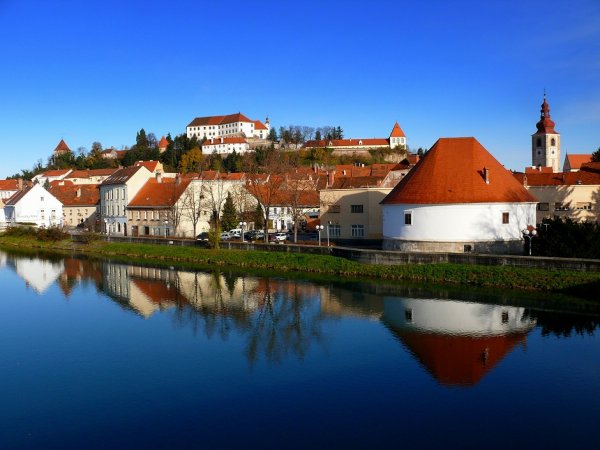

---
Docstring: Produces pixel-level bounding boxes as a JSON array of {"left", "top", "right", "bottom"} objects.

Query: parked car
[
  {"left": 228, "top": 228, "right": 242, "bottom": 238},
  {"left": 196, "top": 232, "right": 209, "bottom": 241},
  {"left": 220, "top": 231, "right": 232, "bottom": 240},
  {"left": 269, "top": 232, "right": 287, "bottom": 243}
]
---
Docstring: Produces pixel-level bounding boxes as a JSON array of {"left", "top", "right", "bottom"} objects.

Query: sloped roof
[
  {"left": 5, "top": 186, "right": 32, "bottom": 206},
  {"left": 65, "top": 169, "right": 118, "bottom": 179},
  {"left": 253, "top": 120, "right": 268, "bottom": 130},
  {"left": 42, "top": 169, "right": 72, "bottom": 177},
  {"left": 390, "top": 122, "right": 406, "bottom": 138},
  {"left": 100, "top": 166, "right": 146, "bottom": 186},
  {"left": 381, "top": 137, "right": 537, "bottom": 205},
  {"left": 158, "top": 136, "right": 169, "bottom": 148},
  {"left": 0, "top": 179, "right": 23, "bottom": 191},
  {"left": 330, "top": 176, "right": 384, "bottom": 189},
  {"left": 54, "top": 139, "right": 71, "bottom": 153},
  {"left": 49, "top": 184, "right": 100, "bottom": 206},
  {"left": 187, "top": 113, "right": 254, "bottom": 128},
  {"left": 565, "top": 154, "right": 592, "bottom": 171},
  {"left": 128, "top": 178, "right": 191, "bottom": 208},
  {"left": 134, "top": 160, "right": 161, "bottom": 172},
  {"left": 514, "top": 164, "right": 600, "bottom": 186}
]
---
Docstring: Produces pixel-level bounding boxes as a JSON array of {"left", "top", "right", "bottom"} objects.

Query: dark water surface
[{"left": 1, "top": 250, "right": 599, "bottom": 449}]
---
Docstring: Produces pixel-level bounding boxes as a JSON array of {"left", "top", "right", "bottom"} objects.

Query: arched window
[
  {"left": 551, "top": 138, "right": 556, "bottom": 146},
  {"left": 536, "top": 138, "right": 542, "bottom": 147}
]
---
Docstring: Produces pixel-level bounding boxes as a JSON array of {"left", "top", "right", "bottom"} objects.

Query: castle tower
[
  {"left": 389, "top": 122, "right": 406, "bottom": 150},
  {"left": 531, "top": 94, "right": 560, "bottom": 172}
]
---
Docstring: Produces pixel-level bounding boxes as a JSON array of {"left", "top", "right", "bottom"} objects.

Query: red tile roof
[
  {"left": 330, "top": 176, "right": 385, "bottom": 189},
  {"left": 158, "top": 136, "right": 169, "bottom": 148},
  {"left": 134, "top": 160, "right": 161, "bottom": 172},
  {"left": 49, "top": 184, "right": 100, "bottom": 206},
  {"left": 565, "top": 153, "right": 592, "bottom": 171},
  {"left": 390, "top": 122, "right": 406, "bottom": 137},
  {"left": 524, "top": 166, "right": 554, "bottom": 174},
  {"left": 0, "top": 179, "right": 23, "bottom": 191},
  {"left": 128, "top": 178, "right": 191, "bottom": 208},
  {"left": 514, "top": 165, "right": 600, "bottom": 186},
  {"left": 65, "top": 169, "right": 118, "bottom": 179},
  {"left": 42, "top": 169, "right": 72, "bottom": 177},
  {"left": 534, "top": 96, "right": 558, "bottom": 135},
  {"left": 187, "top": 113, "right": 254, "bottom": 128},
  {"left": 382, "top": 137, "right": 537, "bottom": 205},
  {"left": 253, "top": 120, "right": 268, "bottom": 130},
  {"left": 54, "top": 139, "right": 71, "bottom": 153}
]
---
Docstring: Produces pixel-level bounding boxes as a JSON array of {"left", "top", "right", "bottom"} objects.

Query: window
[
  {"left": 551, "top": 138, "right": 556, "bottom": 146},
  {"left": 328, "top": 224, "right": 341, "bottom": 237},
  {"left": 328, "top": 204, "right": 340, "bottom": 213},
  {"left": 351, "top": 204, "right": 364, "bottom": 213},
  {"left": 502, "top": 212, "right": 510, "bottom": 224},
  {"left": 537, "top": 203, "right": 549, "bottom": 211},
  {"left": 351, "top": 224, "right": 364, "bottom": 238},
  {"left": 576, "top": 202, "right": 592, "bottom": 210},
  {"left": 404, "top": 212, "right": 412, "bottom": 225},
  {"left": 40, "top": 197, "right": 44, "bottom": 202},
  {"left": 405, "top": 309, "right": 413, "bottom": 322},
  {"left": 536, "top": 138, "right": 542, "bottom": 147},
  {"left": 555, "top": 203, "right": 569, "bottom": 211}
]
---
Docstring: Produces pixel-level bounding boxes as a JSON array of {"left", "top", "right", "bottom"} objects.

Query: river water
[{"left": 1, "top": 250, "right": 599, "bottom": 449}]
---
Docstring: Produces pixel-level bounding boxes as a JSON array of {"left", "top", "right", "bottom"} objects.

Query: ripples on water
[{"left": 0, "top": 251, "right": 599, "bottom": 449}]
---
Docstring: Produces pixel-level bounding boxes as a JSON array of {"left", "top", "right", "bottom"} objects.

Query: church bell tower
[{"left": 531, "top": 94, "right": 560, "bottom": 172}]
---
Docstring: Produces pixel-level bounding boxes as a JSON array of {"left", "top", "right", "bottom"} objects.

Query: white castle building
[{"left": 186, "top": 113, "right": 270, "bottom": 140}]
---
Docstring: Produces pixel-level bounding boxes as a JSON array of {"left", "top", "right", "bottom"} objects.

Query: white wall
[
  {"left": 383, "top": 202, "right": 537, "bottom": 242},
  {"left": 7, "top": 184, "right": 63, "bottom": 227},
  {"left": 383, "top": 298, "right": 536, "bottom": 335}
]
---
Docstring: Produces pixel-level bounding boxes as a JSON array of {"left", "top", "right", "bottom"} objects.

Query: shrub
[
  {"left": 36, "top": 227, "right": 70, "bottom": 242},
  {"left": 207, "top": 225, "right": 221, "bottom": 249}
]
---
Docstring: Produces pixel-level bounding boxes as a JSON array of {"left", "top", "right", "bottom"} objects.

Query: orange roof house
[
  {"left": 563, "top": 153, "right": 592, "bottom": 172},
  {"left": 381, "top": 137, "right": 537, "bottom": 254},
  {"left": 53, "top": 139, "right": 72, "bottom": 155}
]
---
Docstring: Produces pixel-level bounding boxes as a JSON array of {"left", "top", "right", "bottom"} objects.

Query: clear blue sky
[{"left": 1, "top": 0, "right": 599, "bottom": 178}]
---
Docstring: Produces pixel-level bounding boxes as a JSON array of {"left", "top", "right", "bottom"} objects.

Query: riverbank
[{"left": 1, "top": 235, "right": 600, "bottom": 298}]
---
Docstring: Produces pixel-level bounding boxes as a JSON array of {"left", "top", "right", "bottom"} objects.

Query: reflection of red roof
[
  {"left": 392, "top": 329, "right": 528, "bottom": 386},
  {"left": 130, "top": 278, "right": 187, "bottom": 306},
  {"left": 187, "top": 112, "right": 254, "bottom": 127},
  {"left": 49, "top": 184, "right": 100, "bottom": 206},
  {"left": 382, "top": 138, "right": 537, "bottom": 205},
  {"left": 128, "top": 178, "right": 191, "bottom": 207},
  {"left": 390, "top": 122, "right": 406, "bottom": 138}
]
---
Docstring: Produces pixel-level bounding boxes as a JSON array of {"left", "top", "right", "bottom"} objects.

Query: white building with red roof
[
  {"left": 32, "top": 169, "right": 73, "bottom": 186},
  {"left": 381, "top": 137, "right": 538, "bottom": 254},
  {"left": 186, "top": 113, "right": 270, "bottom": 140},
  {"left": 3, "top": 184, "right": 63, "bottom": 228},
  {"left": 304, "top": 122, "right": 407, "bottom": 154}
]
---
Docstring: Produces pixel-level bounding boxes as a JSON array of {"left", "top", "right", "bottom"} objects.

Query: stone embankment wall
[{"left": 99, "top": 235, "right": 600, "bottom": 272}]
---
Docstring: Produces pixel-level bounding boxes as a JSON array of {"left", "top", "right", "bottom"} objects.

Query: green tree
[
  {"left": 179, "top": 147, "right": 203, "bottom": 174},
  {"left": 221, "top": 192, "right": 238, "bottom": 231},
  {"left": 268, "top": 127, "right": 278, "bottom": 142},
  {"left": 314, "top": 129, "right": 322, "bottom": 141},
  {"left": 591, "top": 147, "right": 600, "bottom": 163},
  {"left": 254, "top": 203, "right": 264, "bottom": 230}
]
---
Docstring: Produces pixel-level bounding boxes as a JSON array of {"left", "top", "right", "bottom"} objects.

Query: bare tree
[{"left": 181, "top": 178, "right": 208, "bottom": 237}]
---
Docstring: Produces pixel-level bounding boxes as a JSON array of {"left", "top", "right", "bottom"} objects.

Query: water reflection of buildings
[
  {"left": 6, "top": 254, "right": 64, "bottom": 294},
  {"left": 382, "top": 299, "right": 536, "bottom": 386}
]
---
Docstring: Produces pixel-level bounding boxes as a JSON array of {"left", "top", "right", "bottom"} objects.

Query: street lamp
[
  {"left": 316, "top": 225, "right": 324, "bottom": 246},
  {"left": 239, "top": 221, "right": 247, "bottom": 242},
  {"left": 327, "top": 221, "right": 332, "bottom": 247},
  {"left": 164, "top": 220, "right": 169, "bottom": 238},
  {"left": 522, "top": 227, "right": 537, "bottom": 256}
]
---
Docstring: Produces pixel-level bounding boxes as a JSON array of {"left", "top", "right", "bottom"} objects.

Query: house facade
[
  {"left": 514, "top": 162, "right": 600, "bottom": 223},
  {"left": 186, "top": 113, "right": 270, "bottom": 140},
  {"left": 99, "top": 166, "right": 152, "bottom": 235},
  {"left": 201, "top": 137, "right": 250, "bottom": 155},
  {"left": 3, "top": 184, "right": 63, "bottom": 228},
  {"left": 49, "top": 184, "right": 100, "bottom": 230},
  {"left": 304, "top": 122, "right": 407, "bottom": 154},
  {"left": 381, "top": 137, "right": 537, "bottom": 254}
]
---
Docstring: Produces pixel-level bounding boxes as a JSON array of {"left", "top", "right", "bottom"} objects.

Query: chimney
[
  {"left": 327, "top": 170, "right": 335, "bottom": 188},
  {"left": 483, "top": 167, "right": 490, "bottom": 184},
  {"left": 156, "top": 172, "right": 162, "bottom": 183},
  {"left": 175, "top": 173, "right": 181, "bottom": 186},
  {"left": 523, "top": 174, "right": 528, "bottom": 188},
  {"left": 17, "top": 178, "right": 23, "bottom": 190},
  {"left": 76, "top": 188, "right": 82, "bottom": 198}
]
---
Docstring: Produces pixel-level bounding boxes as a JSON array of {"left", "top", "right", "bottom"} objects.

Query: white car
[{"left": 220, "top": 231, "right": 232, "bottom": 240}]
